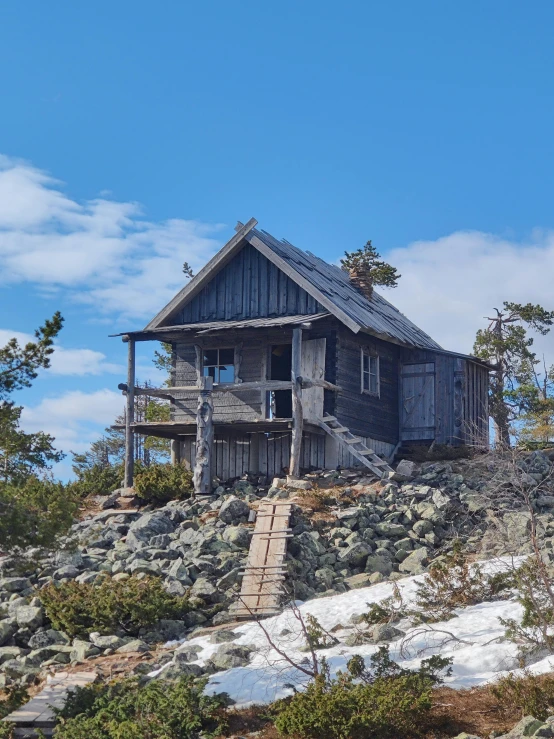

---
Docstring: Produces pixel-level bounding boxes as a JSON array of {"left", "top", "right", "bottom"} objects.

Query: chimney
[{"left": 348, "top": 268, "right": 373, "bottom": 300}]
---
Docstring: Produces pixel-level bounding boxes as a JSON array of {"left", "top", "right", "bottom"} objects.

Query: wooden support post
[
  {"left": 249, "top": 432, "right": 260, "bottom": 474},
  {"left": 289, "top": 327, "right": 303, "bottom": 478},
  {"left": 170, "top": 439, "right": 182, "bottom": 466},
  {"left": 123, "top": 336, "right": 135, "bottom": 488},
  {"left": 193, "top": 376, "right": 214, "bottom": 495}
]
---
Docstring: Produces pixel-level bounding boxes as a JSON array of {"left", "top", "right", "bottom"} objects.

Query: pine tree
[{"left": 473, "top": 302, "right": 554, "bottom": 447}]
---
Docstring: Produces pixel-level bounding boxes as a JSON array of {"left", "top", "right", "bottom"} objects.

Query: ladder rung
[
  {"left": 345, "top": 437, "right": 362, "bottom": 444},
  {"left": 251, "top": 528, "right": 291, "bottom": 536},
  {"left": 371, "top": 460, "right": 389, "bottom": 466},
  {"left": 358, "top": 449, "right": 376, "bottom": 455},
  {"left": 322, "top": 415, "right": 337, "bottom": 422},
  {"left": 333, "top": 426, "right": 348, "bottom": 433}
]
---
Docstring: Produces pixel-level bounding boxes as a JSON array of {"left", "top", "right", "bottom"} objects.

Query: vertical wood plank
[
  {"left": 289, "top": 328, "right": 303, "bottom": 477},
  {"left": 124, "top": 337, "right": 135, "bottom": 488},
  {"left": 193, "top": 377, "right": 214, "bottom": 495}
]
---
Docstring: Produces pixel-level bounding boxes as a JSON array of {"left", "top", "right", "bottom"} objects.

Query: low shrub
[
  {"left": 362, "top": 583, "right": 407, "bottom": 626},
  {"left": 40, "top": 575, "right": 190, "bottom": 638},
  {"left": 55, "top": 676, "right": 229, "bottom": 739},
  {"left": 415, "top": 542, "right": 511, "bottom": 622},
  {"left": 0, "top": 476, "right": 78, "bottom": 551},
  {"left": 0, "top": 687, "right": 29, "bottom": 739},
  {"left": 274, "top": 646, "right": 452, "bottom": 739},
  {"left": 491, "top": 671, "right": 554, "bottom": 721},
  {"left": 67, "top": 462, "right": 124, "bottom": 499},
  {"left": 134, "top": 462, "right": 193, "bottom": 503},
  {"left": 305, "top": 614, "right": 339, "bottom": 650}
]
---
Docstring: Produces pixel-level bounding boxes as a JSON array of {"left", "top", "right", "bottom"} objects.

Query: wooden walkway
[
  {"left": 234, "top": 500, "right": 292, "bottom": 619},
  {"left": 2, "top": 671, "right": 97, "bottom": 738}
]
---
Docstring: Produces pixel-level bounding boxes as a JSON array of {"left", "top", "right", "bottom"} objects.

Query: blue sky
[{"left": 1, "top": 1, "right": 554, "bottom": 477}]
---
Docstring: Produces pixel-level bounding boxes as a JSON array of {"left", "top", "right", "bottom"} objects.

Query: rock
[
  {"left": 89, "top": 634, "right": 125, "bottom": 649},
  {"left": 395, "top": 459, "right": 419, "bottom": 479},
  {"left": 452, "top": 734, "right": 483, "bottom": 739},
  {"left": 210, "top": 630, "right": 239, "bottom": 644},
  {"left": 345, "top": 573, "right": 373, "bottom": 589},
  {"left": 154, "top": 619, "right": 187, "bottom": 641},
  {"left": 0, "top": 620, "right": 15, "bottom": 647},
  {"left": 222, "top": 526, "right": 251, "bottom": 549},
  {"left": 128, "top": 559, "right": 160, "bottom": 576},
  {"left": 0, "top": 646, "right": 26, "bottom": 664},
  {"left": 315, "top": 568, "right": 335, "bottom": 590},
  {"left": 399, "top": 547, "right": 430, "bottom": 574},
  {"left": 54, "top": 565, "right": 81, "bottom": 580},
  {"left": 218, "top": 497, "right": 250, "bottom": 524},
  {"left": 167, "top": 559, "right": 193, "bottom": 584},
  {"left": 338, "top": 542, "right": 371, "bottom": 567},
  {"left": 374, "top": 523, "right": 406, "bottom": 538},
  {"left": 0, "top": 577, "right": 32, "bottom": 593},
  {"left": 164, "top": 660, "right": 204, "bottom": 678},
  {"left": 70, "top": 640, "right": 101, "bottom": 662},
  {"left": 233, "top": 480, "right": 255, "bottom": 496},
  {"left": 116, "top": 639, "right": 150, "bottom": 654},
  {"left": 498, "top": 716, "right": 553, "bottom": 737},
  {"left": 209, "top": 643, "right": 253, "bottom": 670},
  {"left": 15, "top": 606, "right": 44, "bottom": 630},
  {"left": 286, "top": 479, "right": 313, "bottom": 490},
  {"left": 28, "top": 629, "right": 69, "bottom": 649},
  {"left": 175, "top": 644, "right": 203, "bottom": 661},
  {"left": 537, "top": 496, "right": 554, "bottom": 507},
  {"left": 371, "top": 624, "right": 404, "bottom": 643},
  {"left": 190, "top": 577, "right": 218, "bottom": 602},
  {"left": 364, "top": 555, "right": 393, "bottom": 576},
  {"left": 126, "top": 511, "right": 177, "bottom": 550},
  {"left": 431, "top": 489, "right": 451, "bottom": 511},
  {"left": 412, "top": 519, "right": 433, "bottom": 537}
]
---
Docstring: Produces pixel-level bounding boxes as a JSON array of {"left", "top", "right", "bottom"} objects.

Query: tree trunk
[{"left": 193, "top": 376, "right": 214, "bottom": 495}]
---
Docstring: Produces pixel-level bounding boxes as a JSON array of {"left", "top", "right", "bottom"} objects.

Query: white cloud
[
  {"left": 384, "top": 230, "right": 554, "bottom": 361},
  {"left": 0, "top": 155, "right": 223, "bottom": 320},
  {"left": 20, "top": 388, "right": 124, "bottom": 455},
  {"left": 0, "top": 329, "right": 123, "bottom": 376}
]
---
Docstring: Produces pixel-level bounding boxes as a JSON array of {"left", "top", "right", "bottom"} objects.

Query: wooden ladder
[
  {"left": 233, "top": 500, "right": 292, "bottom": 619},
  {"left": 317, "top": 415, "right": 394, "bottom": 479}
]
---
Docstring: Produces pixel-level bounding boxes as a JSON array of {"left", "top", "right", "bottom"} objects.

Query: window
[
  {"left": 361, "top": 350, "right": 379, "bottom": 395},
  {"left": 203, "top": 348, "right": 235, "bottom": 384}
]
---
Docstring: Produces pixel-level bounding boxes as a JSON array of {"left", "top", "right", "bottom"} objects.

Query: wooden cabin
[{"left": 116, "top": 218, "right": 489, "bottom": 491}]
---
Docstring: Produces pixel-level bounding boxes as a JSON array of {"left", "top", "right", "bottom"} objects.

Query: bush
[
  {"left": 491, "top": 671, "right": 554, "bottom": 721},
  {"left": 0, "top": 686, "right": 29, "bottom": 739},
  {"left": 0, "top": 476, "right": 78, "bottom": 551},
  {"left": 274, "top": 647, "right": 452, "bottom": 739},
  {"left": 55, "top": 676, "right": 228, "bottom": 739},
  {"left": 67, "top": 463, "right": 124, "bottom": 499},
  {"left": 134, "top": 463, "right": 193, "bottom": 503},
  {"left": 40, "top": 575, "right": 190, "bottom": 638},
  {"left": 362, "top": 583, "right": 407, "bottom": 626},
  {"left": 415, "top": 542, "right": 511, "bottom": 622}
]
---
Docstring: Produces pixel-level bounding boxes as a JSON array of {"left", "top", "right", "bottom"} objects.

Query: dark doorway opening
[{"left": 270, "top": 344, "right": 292, "bottom": 418}]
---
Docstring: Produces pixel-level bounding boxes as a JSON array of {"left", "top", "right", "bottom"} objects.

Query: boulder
[
  {"left": 190, "top": 577, "right": 218, "bottom": 602},
  {"left": 364, "top": 555, "right": 393, "bottom": 576},
  {"left": 498, "top": 716, "right": 553, "bottom": 738},
  {"left": 116, "top": 639, "right": 150, "bottom": 654},
  {"left": 0, "top": 620, "right": 15, "bottom": 647},
  {"left": 70, "top": 640, "right": 101, "bottom": 662},
  {"left": 126, "top": 511, "right": 177, "bottom": 550},
  {"left": 89, "top": 634, "right": 125, "bottom": 649},
  {"left": 374, "top": 523, "right": 406, "bottom": 538},
  {"left": 15, "top": 606, "right": 44, "bottom": 630},
  {"left": 218, "top": 497, "right": 250, "bottom": 524},
  {"left": 371, "top": 624, "right": 404, "bottom": 643},
  {"left": 209, "top": 643, "right": 253, "bottom": 670},
  {"left": 222, "top": 525, "right": 251, "bottom": 549},
  {"left": 399, "top": 547, "right": 430, "bottom": 574},
  {"left": 28, "top": 629, "right": 69, "bottom": 649},
  {"left": 344, "top": 573, "right": 373, "bottom": 589},
  {"left": 0, "top": 578, "right": 32, "bottom": 593}
]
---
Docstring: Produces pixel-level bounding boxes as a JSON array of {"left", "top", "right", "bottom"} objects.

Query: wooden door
[
  {"left": 401, "top": 363, "right": 435, "bottom": 441},
  {"left": 300, "top": 338, "right": 326, "bottom": 422}
]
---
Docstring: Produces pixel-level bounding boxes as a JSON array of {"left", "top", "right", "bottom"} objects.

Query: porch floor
[{"left": 113, "top": 419, "right": 325, "bottom": 439}]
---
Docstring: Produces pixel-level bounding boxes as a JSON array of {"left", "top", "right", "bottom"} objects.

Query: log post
[
  {"left": 170, "top": 439, "right": 182, "bottom": 466},
  {"left": 123, "top": 336, "right": 136, "bottom": 488},
  {"left": 289, "top": 327, "right": 303, "bottom": 478},
  {"left": 193, "top": 376, "right": 214, "bottom": 495}
]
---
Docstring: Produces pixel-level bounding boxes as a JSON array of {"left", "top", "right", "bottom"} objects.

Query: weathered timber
[
  {"left": 193, "top": 376, "right": 214, "bottom": 495},
  {"left": 124, "top": 336, "right": 135, "bottom": 488},
  {"left": 170, "top": 439, "right": 181, "bottom": 466},
  {"left": 289, "top": 327, "right": 303, "bottom": 477}
]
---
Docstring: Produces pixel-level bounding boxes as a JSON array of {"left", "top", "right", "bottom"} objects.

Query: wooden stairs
[
  {"left": 233, "top": 500, "right": 292, "bottom": 619},
  {"left": 317, "top": 414, "right": 394, "bottom": 478}
]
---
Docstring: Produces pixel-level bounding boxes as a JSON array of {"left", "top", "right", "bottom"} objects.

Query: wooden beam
[
  {"left": 299, "top": 377, "right": 341, "bottom": 392},
  {"left": 170, "top": 439, "right": 181, "bottom": 466},
  {"left": 193, "top": 376, "right": 214, "bottom": 496},
  {"left": 127, "top": 380, "right": 294, "bottom": 398},
  {"left": 289, "top": 327, "right": 303, "bottom": 477},
  {"left": 123, "top": 336, "right": 135, "bottom": 488},
  {"left": 145, "top": 218, "right": 258, "bottom": 330}
]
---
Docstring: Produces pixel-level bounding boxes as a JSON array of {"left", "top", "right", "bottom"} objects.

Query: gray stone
[
  {"left": 164, "top": 660, "right": 204, "bottom": 678},
  {"left": 0, "top": 578, "right": 32, "bottom": 593},
  {"left": 126, "top": 511, "right": 177, "bottom": 550},
  {"left": 364, "top": 555, "right": 393, "bottom": 576},
  {"left": 344, "top": 573, "right": 373, "bottom": 589},
  {"left": 315, "top": 568, "right": 335, "bottom": 590},
  {"left": 218, "top": 497, "right": 250, "bottom": 524},
  {"left": 0, "top": 646, "right": 26, "bottom": 664},
  {"left": 374, "top": 522, "right": 406, "bottom": 538},
  {"left": 233, "top": 480, "right": 255, "bottom": 495},
  {"left": 70, "top": 640, "right": 101, "bottom": 662},
  {"left": 498, "top": 716, "right": 553, "bottom": 737},
  {"left": 54, "top": 565, "right": 81, "bottom": 580},
  {"left": 399, "top": 547, "right": 430, "bottom": 574},
  {"left": 412, "top": 519, "right": 433, "bottom": 537},
  {"left": 190, "top": 577, "right": 218, "bottom": 602},
  {"left": 338, "top": 542, "right": 371, "bottom": 566},
  {"left": 154, "top": 619, "right": 187, "bottom": 641},
  {"left": 89, "top": 634, "right": 125, "bottom": 649},
  {"left": 15, "top": 606, "right": 44, "bottom": 630},
  {"left": 222, "top": 525, "right": 251, "bottom": 549},
  {"left": 371, "top": 624, "right": 405, "bottom": 643},
  {"left": 286, "top": 479, "right": 313, "bottom": 490},
  {"left": 167, "top": 559, "right": 193, "bottom": 584},
  {"left": 395, "top": 459, "right": 419, "bottom": 479},
  {"left": 432, "top": 489, "right": 451, "bottom": 511},
  {"left": 209, "top": 643, "right": 253, "bottom": 670},
  {"left": 28, "top": 629, "right": 69, "bottom": 649},
  {"left": 0, "top": 620, "right": 15, "bottom": 646},
  {"left": 129, "top": 558, "right": 160, "bottom": 576},
  {"left": 210, "top": 630, "right": 239, "bottom": 644},
  {"left": 116, "top": 639, "right": 150, "bottom": 654},
  {"left": 537, "top": 496, "right": 554, "bottom": 507}
]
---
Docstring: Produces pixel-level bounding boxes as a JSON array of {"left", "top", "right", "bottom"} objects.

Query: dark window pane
[
  {"left": 218, "top": 365, "right": 235, "bottom": 384},
  {"left": 203, "top": 365, "right": 216, "bottom": 381},
  {"left": 219, "top": 348, "right": 234, "bottom": 365},
  {"left": 370, "top": 374, "right": 378, "bottom": 393},
  {"left": 363, "top": 354, "right": 369, "bottom": 373},
  {"left": 204, "top": 350, "right": 218, "bottom": 366}
]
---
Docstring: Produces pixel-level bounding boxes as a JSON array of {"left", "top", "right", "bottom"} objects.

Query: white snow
[{"left": 152, "top": 558, "right": 554, "bottom": 708}]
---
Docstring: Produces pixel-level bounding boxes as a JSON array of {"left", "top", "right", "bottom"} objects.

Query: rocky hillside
[{"left": 1, "top": 451, "right": 554, "bottom": 691}]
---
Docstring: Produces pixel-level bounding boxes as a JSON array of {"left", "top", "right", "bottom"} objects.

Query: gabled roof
[{"left": 145, "top": 217, "right": 442, "bottom": 351}]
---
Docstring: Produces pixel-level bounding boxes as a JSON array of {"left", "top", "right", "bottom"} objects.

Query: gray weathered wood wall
[{"left": 179, "top": 244, "right": 324, "bottom": 323}]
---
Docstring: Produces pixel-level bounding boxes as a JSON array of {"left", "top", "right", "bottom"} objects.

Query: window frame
[
  {"left": 201, "top": 346, "right": 236, "bottom": 385},
  {"left": 360, "top": 348, "right": 380, "bottom": 397}
]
